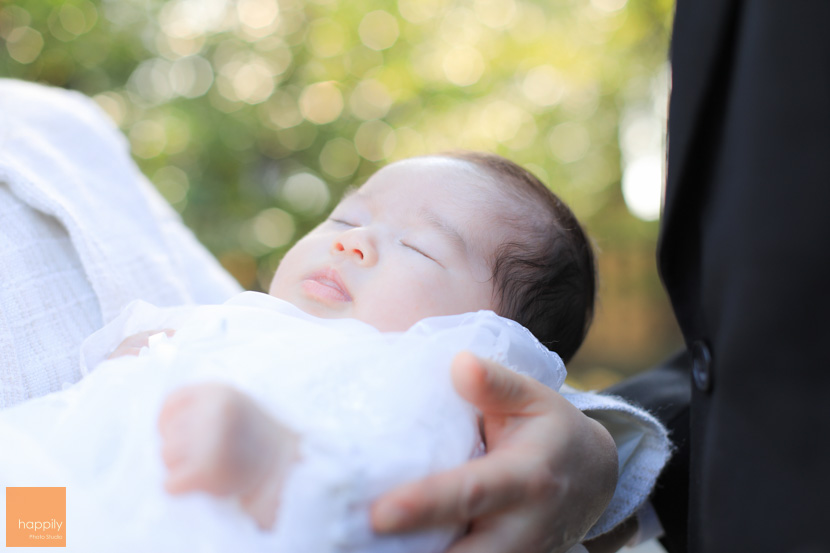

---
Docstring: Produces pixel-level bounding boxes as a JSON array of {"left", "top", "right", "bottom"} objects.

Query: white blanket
[
  {"left": 1, "top": 292, "right": 568, "bottom": 552},
  {"left": 0, "top": 292, "right": 669, "bottom": 551}
]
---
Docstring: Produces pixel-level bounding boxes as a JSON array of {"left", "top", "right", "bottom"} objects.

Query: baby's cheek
[
  {"left": 400, "top": 290, "right": 455, "bottom": 325},
  {"left": 358, "top": 291, "right": 426, "bottom": 331}
]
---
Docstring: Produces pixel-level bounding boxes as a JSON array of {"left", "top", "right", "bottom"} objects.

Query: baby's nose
[
  {"left": 332, "top": 241, "right": 363, "bottom": 260},
  {"left": 332, "top": 230, "right": 377, "bottom": 266}
]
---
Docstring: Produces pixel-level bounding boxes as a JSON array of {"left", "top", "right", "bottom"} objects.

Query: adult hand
[
  {"left": 370, "top": 352, "right": 619, "bottom": 553},
  {"left": 583, "top": 516, "right": 638, "bottom": 553}
]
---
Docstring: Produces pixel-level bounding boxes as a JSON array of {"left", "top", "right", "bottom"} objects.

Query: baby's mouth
[{"left": 301, "top": 268, "right": 353, "bottom": 303}]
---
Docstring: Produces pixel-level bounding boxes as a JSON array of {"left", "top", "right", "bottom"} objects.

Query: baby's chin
[
  {"left": 284, "top": 296, "right": 348, "bottom": 319},
  {"left": 268, "top": 290, "right": 458, "bottom": 333},
  {"left": 269, "top": 290, "right": 365, "bottom": 324},
  {"left": 346, "top": 311, "right": 439, "bottom": 334}
]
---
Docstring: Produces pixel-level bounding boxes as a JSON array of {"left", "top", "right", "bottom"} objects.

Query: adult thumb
[{"left": 450, "top": 351, "right": 544, "bottom": 415}]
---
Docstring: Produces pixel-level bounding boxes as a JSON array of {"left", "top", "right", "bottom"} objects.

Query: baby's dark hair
[{"left": 442, "top": 151, "right": 597, "bottom": 364}]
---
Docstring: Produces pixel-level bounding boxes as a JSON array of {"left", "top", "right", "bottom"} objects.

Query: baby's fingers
[
  {"left": 108, "top": 329, "right": 176, "bottom": 360},
  {"left": 162, "top": 442, "right": 229, "bottom": 496},
  {"left": 159, "top": 430, "right": 190, "bottom": 470},
  {"left": 164, "top": 462, "right": 211, "bottom": 495}
]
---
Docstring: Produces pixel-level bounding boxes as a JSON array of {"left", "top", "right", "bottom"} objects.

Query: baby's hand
[
  {"left": 158, "top": 383, "right": 299, "bottom": 529},
  {"left": 108, "top": 329, "right": 175, "bottom": 359}
]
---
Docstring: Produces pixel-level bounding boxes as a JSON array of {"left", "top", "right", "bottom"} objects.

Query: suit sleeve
[{"left": 604, "top": 350, "right": 691, "bottom": 553}]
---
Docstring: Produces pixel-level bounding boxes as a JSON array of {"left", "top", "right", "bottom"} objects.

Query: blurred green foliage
[{"left": 0, "top": 0, "right": 680, "bottom": 382}]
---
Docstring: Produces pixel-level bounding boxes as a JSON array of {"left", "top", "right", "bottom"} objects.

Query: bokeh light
[
  {"left": 298, "top": 81, "right": 343, "bottom": 124},
  {"left": 6, "top": 27, "right": 43, "bottom": 64},
  {"left": 1, "top": 0, "right": 680, "bottom": 381},
  {"left": 281, "top": 172, "right": 330, "bottom": 214},
  {"left": 358, "top": 11, "right": 399, "bottom": 51},
  {"left": 442, "top": 45, "right": 484, "bottom": 87},
  {"left": 319, "top": 137, "right": 360, "bottom": 178}
]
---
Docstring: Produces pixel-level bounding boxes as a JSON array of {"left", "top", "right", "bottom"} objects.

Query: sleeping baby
[{"left": 0, "top": 152, "right": 669, "bottom": 552}]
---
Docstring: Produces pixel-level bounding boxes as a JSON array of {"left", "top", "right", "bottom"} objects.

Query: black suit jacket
[{"left": 610, "top": 2, "right": 830, "bottom": 552}]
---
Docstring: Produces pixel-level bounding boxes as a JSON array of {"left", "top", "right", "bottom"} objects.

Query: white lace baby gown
[{"left": 0, "top": 292, "right": 566, "bottom": 552}]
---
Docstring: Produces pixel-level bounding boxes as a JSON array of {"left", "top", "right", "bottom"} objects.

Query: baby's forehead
[
  {"left": 357, "top": 156, "right": 500, "bottom": 202},
  {"left": 353, "top": 158, "right": 530, "bottom": 249},
  {"left": 344, "top": 158, "right": 537, "bottom": 235}
]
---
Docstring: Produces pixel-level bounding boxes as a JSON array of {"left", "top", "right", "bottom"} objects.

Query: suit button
[{"left": 691, "top": 340, "right": 713, "bottom": 392}]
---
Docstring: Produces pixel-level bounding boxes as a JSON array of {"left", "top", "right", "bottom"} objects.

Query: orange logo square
[{"left": 6, "top": 487, "right": 66, "bottom": 547}]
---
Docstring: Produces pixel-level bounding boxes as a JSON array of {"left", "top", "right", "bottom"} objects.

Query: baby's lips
[{"left": 302, "top": 267, "right": 353, "bottom": 302}]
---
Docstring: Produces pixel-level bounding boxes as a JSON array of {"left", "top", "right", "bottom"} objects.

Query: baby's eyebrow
[{"left": 419, "top": 208, "right": 469, "bottom": 254}]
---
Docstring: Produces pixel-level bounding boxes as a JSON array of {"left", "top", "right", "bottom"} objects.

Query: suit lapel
[{"left": 662, "top": 0, "right": 739, "bottom": 223}]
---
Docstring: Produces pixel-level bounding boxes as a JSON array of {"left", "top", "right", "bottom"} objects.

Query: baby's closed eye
[
  {"left": 328, "top": 218, "right": 359, "bottom": 227},
  {"left": 399, "top": 240, "right": 442, "bottom": 266}
]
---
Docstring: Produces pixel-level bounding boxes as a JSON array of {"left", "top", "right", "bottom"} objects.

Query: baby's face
[{"left": 269, "top": 156, "right": 511, "bottom": 331}]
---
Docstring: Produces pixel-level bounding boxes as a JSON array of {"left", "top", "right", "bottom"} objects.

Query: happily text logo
[{"left": 6, "top": 487, "right": 66, "bottom": 547}]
